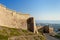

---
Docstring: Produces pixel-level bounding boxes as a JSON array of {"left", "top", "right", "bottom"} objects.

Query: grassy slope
[{"left": 0, "top": 26, "right": 46, "bottom": 40}]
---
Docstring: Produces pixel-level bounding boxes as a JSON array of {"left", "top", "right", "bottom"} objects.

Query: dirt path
[{"left": 44, "top": 33, "right": 59, "bottom": 40}]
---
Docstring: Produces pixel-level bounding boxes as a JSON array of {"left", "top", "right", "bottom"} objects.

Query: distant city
[{"left": 36, "top": 20, "right": 60, "bottom": 32}]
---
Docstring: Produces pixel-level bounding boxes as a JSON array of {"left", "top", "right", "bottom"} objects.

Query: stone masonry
[{"left": 0, "top": 4, "right": 38, "bottom": 33}]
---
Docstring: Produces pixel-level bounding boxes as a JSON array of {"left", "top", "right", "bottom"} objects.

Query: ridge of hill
[{"left": 0, "top": 26, "right": 46, "bottom": 40}]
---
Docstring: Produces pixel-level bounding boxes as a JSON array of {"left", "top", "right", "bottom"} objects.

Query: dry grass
[{"left": 0, "top": 26, "right": 46, "bottom": 40}]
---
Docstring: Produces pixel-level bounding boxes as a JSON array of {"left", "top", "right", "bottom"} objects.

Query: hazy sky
[{"left": 0, "top": 0, "right": 60, "bottom": 20}]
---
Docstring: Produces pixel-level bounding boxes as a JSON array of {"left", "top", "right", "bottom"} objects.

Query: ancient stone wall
[
  {"left": 0, "top": 4, "right": 30, "bottom": 30},
  {"left": 0, "top": 4, "right": 38, "bottom": 33}
]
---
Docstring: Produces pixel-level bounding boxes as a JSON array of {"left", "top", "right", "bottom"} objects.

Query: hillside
[{"left": 0, "top": 26, "right": 46, "bottom": 40}]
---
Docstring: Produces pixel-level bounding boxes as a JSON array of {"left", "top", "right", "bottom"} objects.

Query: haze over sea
[{"left": 36, "top": 20, "right": 60, "bottom": 24}]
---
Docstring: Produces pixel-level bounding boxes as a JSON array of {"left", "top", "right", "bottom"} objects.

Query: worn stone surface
[
  {"left": 49, "top": 27, "right": 54, "bottom": 33},
  {"left": 27, "top": 17, "right": 38, "bottom": 33},
  {"left": 0, "top": 4, "right": 38, "bottom": 33},
  {"left": 0, "top": 5, "right": 30, "bottom": 30}
]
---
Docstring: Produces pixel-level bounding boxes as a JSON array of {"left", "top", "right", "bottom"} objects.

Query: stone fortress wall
[
  {"left": 0, "top": 4, "right": 30, "bottom": 29},
  {"left": 0, "top": 4, "right": 38, "bottom": 33}
]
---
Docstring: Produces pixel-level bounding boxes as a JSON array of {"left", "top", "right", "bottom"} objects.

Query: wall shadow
[{"left": 27, "top": 17, "right": 34, "bottom": 32}]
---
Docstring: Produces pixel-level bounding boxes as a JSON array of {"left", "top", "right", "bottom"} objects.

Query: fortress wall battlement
[{"left": 0, "top": 4, "right": 30, "bottom": 29}]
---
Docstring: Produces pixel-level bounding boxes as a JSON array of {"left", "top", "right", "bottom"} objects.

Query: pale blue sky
[{"left": 0, "top": 0, "right": 60, "bottom": 20}]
